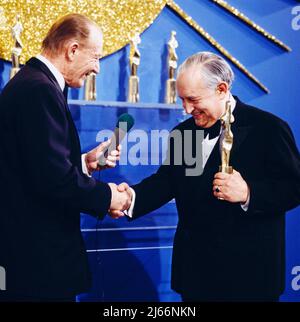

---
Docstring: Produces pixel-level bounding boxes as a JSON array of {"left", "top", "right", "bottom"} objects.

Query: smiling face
[
  {"left": 177, "top": 68, "right": 228, "bottom": 128},
  {"left": 63, "top": 25, "right": 103, "bottom": 88}
]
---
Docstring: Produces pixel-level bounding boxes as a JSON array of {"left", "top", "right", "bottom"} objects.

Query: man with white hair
[{"left": 116, "top": 51, "right": 300, "bottom": 301}]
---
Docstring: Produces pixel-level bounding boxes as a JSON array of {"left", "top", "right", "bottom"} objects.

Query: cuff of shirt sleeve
[
  {"left": 81, "top": 154, "right": 92, "bottom": 177},
  {"left": 240, "top": 191, "right": 250, "bottom": 212},
  {"left": 124, "top": 188, "right": 136, "bottom": 218}
]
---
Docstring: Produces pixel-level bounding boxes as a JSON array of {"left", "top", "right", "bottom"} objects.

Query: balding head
[
  {"left": 42, "top": 13, "right": 102, "bottom": 56},
  {"left": 41, "top": 13, "right": 103, "bottom": 88}
]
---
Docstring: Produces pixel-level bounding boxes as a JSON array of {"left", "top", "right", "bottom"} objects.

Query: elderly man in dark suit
[
  {"left": 114, "top": 52, "right": 300, "bottom": 301},
  {"left": 0, "top": 13, "right": 131, "bottom": 301}
]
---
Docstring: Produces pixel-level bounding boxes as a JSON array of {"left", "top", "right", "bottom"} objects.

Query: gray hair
[{"left": 177, "top": 51, "right": 234, "bottom": 89}]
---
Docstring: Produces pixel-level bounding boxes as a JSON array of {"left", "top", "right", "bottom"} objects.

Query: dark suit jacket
[
  {"left": 0, "top": 58, "right": 111, "bottom": 298},
  {"left": 132, "top": 97, "right": 300, "bottom": 300}
]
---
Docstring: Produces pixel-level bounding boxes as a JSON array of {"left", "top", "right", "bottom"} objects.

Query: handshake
[
  {"left": 84, "top": 141, "right": 133, "bottom": 218},
  {"left": 108, "top": 182, "right": 133, "bottom": 219}
]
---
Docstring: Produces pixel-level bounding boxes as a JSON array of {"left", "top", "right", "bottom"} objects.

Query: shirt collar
[{"left": 36, "top": 54, "right": 65, "bottom": 92}]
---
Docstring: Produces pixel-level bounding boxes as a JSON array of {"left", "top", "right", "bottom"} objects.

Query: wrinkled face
[
  {"left": 177, "top": 68, "right": 226, "bottom": 128},
  {"left": 65, "top": 26, "right": 103, "bottom": 88}
]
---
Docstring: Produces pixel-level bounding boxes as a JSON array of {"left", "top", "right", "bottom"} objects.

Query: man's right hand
[{"left": 108, "top": 183, "right": 132, "bottom": 218}]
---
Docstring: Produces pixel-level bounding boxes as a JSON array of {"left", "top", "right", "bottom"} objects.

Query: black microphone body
[{"left": 98, "top": 113, "right": 134, "bottom": 166}]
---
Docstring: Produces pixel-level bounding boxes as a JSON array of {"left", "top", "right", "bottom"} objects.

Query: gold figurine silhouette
[
  {"left": 10, "top": 14, "right": 23, "bottom": 79},
  {"left": 165, "top": 30, "right": 178, "bottom": 104},
  {"left": 219, "top": 100, "right": 235, "bottom": 174},
  {"left": 128, "top": 33, "right": 141, "bottom": 103}
]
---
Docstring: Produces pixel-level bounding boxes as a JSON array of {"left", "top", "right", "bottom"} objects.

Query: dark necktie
[
  {"left": 63, "top": 85, "right": 69, "bottom": 101},
  {"left": 204, "top": 120, "right": 221, "bottom": 140}
]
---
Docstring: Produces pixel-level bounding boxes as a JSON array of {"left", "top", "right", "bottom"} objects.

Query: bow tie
[{"left": 203, "top": 120, "right": 221, "bottom": 140}]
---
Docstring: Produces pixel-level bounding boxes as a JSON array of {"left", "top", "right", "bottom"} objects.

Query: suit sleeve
[
  {"left": 247, "top": 119, "right": 300, "bottom": 215},
  {"left": 18, "top": 83, "right": 111, "bottom": 218},
  {"left": 131, "top": 135, "right": 176, "bottom": 219},
  {"left": 131, "top": 165, "right": 175, "bottom": 219}
]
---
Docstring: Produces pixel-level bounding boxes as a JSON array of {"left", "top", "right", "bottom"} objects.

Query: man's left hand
[
  {"left": 213, "top": 169, "right": 249, "bottom": 203},
  {"left": 85, "top": 139, "right": 121, "bottom": 174}
]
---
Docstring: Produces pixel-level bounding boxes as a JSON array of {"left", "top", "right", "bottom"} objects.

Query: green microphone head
[{"left": 116, "top": 113, "right": 135, "bottom": 132}]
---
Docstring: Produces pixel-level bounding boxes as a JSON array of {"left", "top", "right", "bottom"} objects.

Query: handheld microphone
[{"left": 98, "top": 113, "right": 135, "bottom": 166}]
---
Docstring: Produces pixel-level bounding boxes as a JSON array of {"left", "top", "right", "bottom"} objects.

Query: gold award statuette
[
  {"left": 84, "top": 72, "right": 97, "bottom": 101},
  {"left": 219, "top": 100, "right": 235, "bottom": 174},
  {"left": 10, "top": 14, "right": 23, "bottom": 79},
  {"left": 128, "top": 33, "right": 141, "bottom": 103},
  {"left": 165, "top": 30, "right": 178, "bottom": 104}
]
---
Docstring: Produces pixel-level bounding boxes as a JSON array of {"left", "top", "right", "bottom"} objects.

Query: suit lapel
[
  {"left": 231, "top": 126, "right": 251, "bottom": 156},
  {"left": 229, "top": 97, "right": 253, "bottom": 156},
  {"left": 62, "top": 97, "right": 82, "bottom": 160},
  {"left": 198, "top": 97, "right": 253, "bottom": 174}
]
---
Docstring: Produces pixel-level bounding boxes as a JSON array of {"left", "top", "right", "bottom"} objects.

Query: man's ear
[
  {"left": 65, "top": 41, "right": 79, "bottom": 61},
  {"left": 216, "top": 82, "right": 229, "bottom": 99}
]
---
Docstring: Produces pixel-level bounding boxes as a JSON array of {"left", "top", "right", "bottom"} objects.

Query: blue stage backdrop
[{"left": 0, "top": 0, "right": 299, "bottom": 301}]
